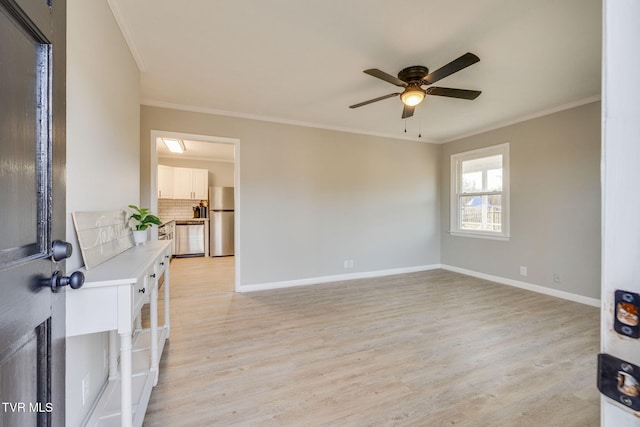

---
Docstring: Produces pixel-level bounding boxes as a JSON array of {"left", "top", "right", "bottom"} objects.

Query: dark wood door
[{"left": 0, "top": 0, "right": 67, "bottom": 426}]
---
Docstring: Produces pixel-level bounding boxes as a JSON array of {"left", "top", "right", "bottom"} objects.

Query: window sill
[{"left": 449, "top": 231, "right": 510, "bottom": 241}]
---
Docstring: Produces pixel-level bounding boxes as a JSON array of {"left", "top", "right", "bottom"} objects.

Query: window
[{"left": 450, "top": 143, "right": 509, "bottom": 239}]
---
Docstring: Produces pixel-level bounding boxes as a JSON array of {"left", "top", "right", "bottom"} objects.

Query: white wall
[
  {"left": 141, "top": 106, "right": 441, "bottom": 288},
  {"left": 601, "top": 1, "right": 640, "bottom": 425},
  {"left": 440, "top": 102, "right": 601, "bottom": 301},
  {"left": 65, "top": 0, "right": 140, "bottom": 425}
]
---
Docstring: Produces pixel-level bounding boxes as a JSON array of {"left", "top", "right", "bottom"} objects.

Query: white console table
[{"left": 66, "top": 240, "right": 171, "bottom": 427}]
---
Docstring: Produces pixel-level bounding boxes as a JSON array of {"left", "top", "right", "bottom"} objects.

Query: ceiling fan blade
[
  {"left": 426, "top": 86, "right": 482, "bottom": 100},
  {"left": 349, "top": 93, "right": 401, "bottom": 109},
  {"left": 363, "top": 69, "right": 407, "bottom": 87},
  {"left": 401, "top": 105, "right": 415, "bottom": 119},
  {"left": 422, "top": 52, "right": 480, "bottom": 85}
]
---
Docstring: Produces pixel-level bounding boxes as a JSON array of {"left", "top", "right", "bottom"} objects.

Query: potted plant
[{"left": 128, "top": 205, "right": 162, "bottom": 245}]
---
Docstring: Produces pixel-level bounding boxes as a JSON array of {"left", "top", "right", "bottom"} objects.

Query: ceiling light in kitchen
[{"left": 163, "top": 138, "right": 186, "bottom": 153}]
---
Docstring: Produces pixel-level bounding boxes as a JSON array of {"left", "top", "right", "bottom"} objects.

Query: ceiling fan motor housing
[{"left": 398, "top": 66, "right": 429, "bottom": 84}]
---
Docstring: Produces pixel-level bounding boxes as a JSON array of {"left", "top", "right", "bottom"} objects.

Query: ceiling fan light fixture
[
  {"left": 163, "top": 138, "right": 185, "bottom": 153},
  {"left": 400, "top": 87, "right": 425, "bottom": 106}
]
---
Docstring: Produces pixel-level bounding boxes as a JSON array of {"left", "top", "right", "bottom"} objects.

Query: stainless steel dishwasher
[{"left": 174, "top": 220, "right": 205, "bottom": 257}]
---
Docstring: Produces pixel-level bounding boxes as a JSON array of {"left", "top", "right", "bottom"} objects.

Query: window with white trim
[{"left": 450, "top": 143, "right": 509, "bottom": 239}]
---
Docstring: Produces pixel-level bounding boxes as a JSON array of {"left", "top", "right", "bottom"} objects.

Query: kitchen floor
[
  {"left": 142, "top": 255, "right": 234, "bottom": 330},
  {"left": 169, "top": 255, "right": 235, "bottom": 294}
]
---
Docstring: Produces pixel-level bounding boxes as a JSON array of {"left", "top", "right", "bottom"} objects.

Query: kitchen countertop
[{"left": 160, "top": 217, "right": 209, "bottom": 226}]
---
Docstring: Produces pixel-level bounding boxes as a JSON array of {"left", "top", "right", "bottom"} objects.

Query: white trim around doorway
[{"left": 150, "top": 129, "right": 241, "bottom": 292}]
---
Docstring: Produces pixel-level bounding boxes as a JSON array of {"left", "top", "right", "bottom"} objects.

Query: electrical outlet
[
  {"left": 348, "top": 260, "right": 354, "bottom": 269},
  {"left": 82, "top": 373, "right": 90, "bottom": 406},
  {"left": 519, "top": 266, "right": 527, "bottom": 276},
  {"left": 553, "top": 272, "right": 561, "bottom": 283},
  {"left": 343, "top": 260, "right": 354, "bottom": 269}
]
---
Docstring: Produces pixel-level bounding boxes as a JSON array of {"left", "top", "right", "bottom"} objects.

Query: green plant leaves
[{"left": 128, "top": 205, "right": 162, "bottom": 231}]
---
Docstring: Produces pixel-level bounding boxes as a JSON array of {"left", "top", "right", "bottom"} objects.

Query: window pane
[
  {"left": 487, "top": 168, "right": 502, "bottom": 191},
  {"left": 462, "top": 171, "right": 482, "bottom": 192},
  {"left": 462, "top": 155, "right": 502, "bottom": 174},
  {"left": 461, "top": 155, "right": 502, "bottom": 192},
  {"left": 459, "top": 195, "right": 502, "bottom": 232}
]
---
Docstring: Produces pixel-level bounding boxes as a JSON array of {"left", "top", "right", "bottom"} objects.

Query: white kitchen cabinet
[
  {"left": 172, "top": 167, "right": 208, "bottom": 200},
  {"left": 192, "top": 168, "right": 208, "bottom": 199},
  {"left": 157, "top": 165, "right": 174, "bottom": 199},
  {"left": 172, "top": 167, "right": 192, "bottom": 199}
]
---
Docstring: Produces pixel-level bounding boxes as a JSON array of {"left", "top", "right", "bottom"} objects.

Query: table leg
[
  {"left": 108, "top": 331, "right": 118, "bottom": 380},
  {"left": 120, "top": 331, "right": 133, "bottom": 427},
  {"left": 164, "top": 261, "right": 171, "bottom": 338},
  {"left": 150, "top": 278, "right": 159, "bottom": 385}
]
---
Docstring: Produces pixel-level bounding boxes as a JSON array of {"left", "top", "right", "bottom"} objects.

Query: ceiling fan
[{"left": 349, "top": 52, "right": 482, "bottom": 119}]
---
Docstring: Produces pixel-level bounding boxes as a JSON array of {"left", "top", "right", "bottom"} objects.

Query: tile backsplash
[{"left": 158, "top": 199, "right": 207, "bottom": 222}]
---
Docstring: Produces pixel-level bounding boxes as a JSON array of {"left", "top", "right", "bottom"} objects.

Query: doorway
[{"left": 149, "top": 130, "right": 240, "bottom": 292}]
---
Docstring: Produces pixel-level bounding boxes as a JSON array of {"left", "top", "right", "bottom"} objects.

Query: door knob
[
  {"left": 51, "top": 240, "right": 73, "bottom": 262},
  {"left": 43, "top": 270, "right": 85, "bottom": 292}
]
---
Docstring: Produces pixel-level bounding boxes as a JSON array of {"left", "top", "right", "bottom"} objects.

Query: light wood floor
[{"left": 143, "top": 257, "right": 600, "bottom": 426}]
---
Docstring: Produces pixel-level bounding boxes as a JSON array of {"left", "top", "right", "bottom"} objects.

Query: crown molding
[
  {"left": 141, "top": 99, "right": 437, "bottom": 144},
  {"left": 142, "top": 95, "right": 601, "bottom": 146},
  {"left": 107, "top": 0, "right": 146, "bottom": 72},
  {"left": 440, "top": 95, "right": 601, "bottom": 144}
]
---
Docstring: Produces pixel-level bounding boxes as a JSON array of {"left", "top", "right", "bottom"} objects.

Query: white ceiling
[{"left": 110, "top": 0, "right": 601, "bottom": 144}]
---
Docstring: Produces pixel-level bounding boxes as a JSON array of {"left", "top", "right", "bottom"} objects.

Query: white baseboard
[
  {"left": 238, "top": 264, "right": 441, "bottom": 293},
  {"left": 440, "top": 264, "right": 601, "bottom": 308},
  {"left": 238, "top": 264, "right": 601, "bottom": 308}
]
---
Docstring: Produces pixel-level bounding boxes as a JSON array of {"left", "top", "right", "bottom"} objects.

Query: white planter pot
[{"left": 132, "top": 229, "right": 148, "bottom": 245}]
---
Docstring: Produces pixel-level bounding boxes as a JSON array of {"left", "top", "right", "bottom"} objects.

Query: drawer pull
[
  {"left": 138, "top": 288, "right": 146, "bottom": 294},
  {"left": 160, "top": 262, "right": 165, "bottom": 266},
  {"left": 150, "top": 273, "right": 156, "bottom": 279}
]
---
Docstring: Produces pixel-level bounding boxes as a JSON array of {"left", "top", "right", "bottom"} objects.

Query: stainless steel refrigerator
[{"left": 209, "top": 186, "right": 234, "bottom": 256}]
